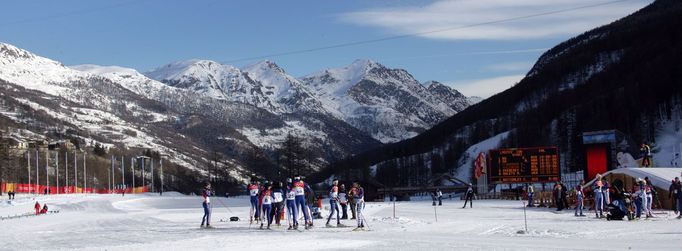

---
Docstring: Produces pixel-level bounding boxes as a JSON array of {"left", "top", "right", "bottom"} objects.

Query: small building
[
  {"left": 582, "top": 130, "right": 639, "bottom": 181},
  {"left": 1, "top": 136, "right": 28, "bottom": 149},
  {"left": 48, "top": 140, "right": 75, "bottom": 151},
  {"left": 28, "top": 139, "right": 49, "bottom": 149}
]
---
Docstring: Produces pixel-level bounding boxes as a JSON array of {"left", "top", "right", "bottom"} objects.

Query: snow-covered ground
[{"left": 2, "top": 194, "right": 681, "bottom": 250}]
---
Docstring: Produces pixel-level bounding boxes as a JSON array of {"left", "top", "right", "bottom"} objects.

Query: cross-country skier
[
  {"left": 575, "top": 185, "right": 585, "bottom": 216},
  {"left": 339, "top": 184, "right": 348, "bottom": 219},
  {"left": 201, "top": 181, "right": 212, "bottom": 228},
  {"left": 271, "top": 181, "right": 285, "bottom": 227},
  {"left": 349, "top": 185, "right": 357, "bottom": 219},
  {"left": 593, "top": 175, "right": 604, "bottom": 218},
  {"left": 437, "top": 189, "right": 443, "bottom": 206},
  {"left": 527, "top": 184, "right": 534, "bottom": 207},
  {"left": 644, "top": 178, "right": 653, "bottom": 218},
  {"left": 326, "top": 179, "right": 342, "bottom": 227},
  {"left": 462, "top": 183, "right": 474, "bottom": 208},
  {"left": 260, "top": 181, "right": 273, "bottom": 229},
  {"left": 293, "top": 176, "right": 312, "bottom": 229},
  {"left": 352, "top": 181, "right": 365, "bottom": 230},
  {"left": 285, "top": 178, "right": 299, "bottom": 230},
  {"left": 247, "top": 179, "right": 260, "bottom": 223},
  {"left": 633, "top": 178, "right": 646, "bottom": 218}
]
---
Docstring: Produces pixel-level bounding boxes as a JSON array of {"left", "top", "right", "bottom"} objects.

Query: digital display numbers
[{"left": 488, "top": 147, "right": 560, "bottom": 184}]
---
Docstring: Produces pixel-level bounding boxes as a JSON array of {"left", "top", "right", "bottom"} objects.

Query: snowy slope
[
  {"left": 3, "top": 193, "right": 681, "bottom": 250},
  {"left": 0, "top": 43, "right": 264, "bottom": 179},
  {"left": 454, "top": 131, "right": 510, "bottom": 182}
]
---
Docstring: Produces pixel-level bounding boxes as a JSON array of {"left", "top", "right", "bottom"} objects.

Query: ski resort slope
[{"left": 1, "top": 194, "right": 681, "bottom": 250}]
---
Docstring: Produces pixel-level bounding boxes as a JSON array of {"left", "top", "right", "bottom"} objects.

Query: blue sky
[{"left": 0, "top": 0, "right": 651, "bottom": 97}]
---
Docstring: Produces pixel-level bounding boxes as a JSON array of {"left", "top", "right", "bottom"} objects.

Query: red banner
[{"left": 2, "top": 183, "right": 148, "bottom": 195}]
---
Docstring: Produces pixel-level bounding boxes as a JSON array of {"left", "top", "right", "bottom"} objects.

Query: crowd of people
[
  {"left": 200, "top": 177, "right": 367, "bottom": 231},
  {"left": 525, "top": 172, "right": 682, "bottom": 220}
]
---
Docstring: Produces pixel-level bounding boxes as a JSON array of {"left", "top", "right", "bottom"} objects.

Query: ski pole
[{"left": 215, "top": 197, "right": 234, "bottom": 214}]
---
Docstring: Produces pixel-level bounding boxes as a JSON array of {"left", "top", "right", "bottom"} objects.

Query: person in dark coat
[
  {"left": 560, "top": 182, "right": 569, "bottom": 209},
  {"left": 462, "top": 183, "right": 474, "bottom": 208}
]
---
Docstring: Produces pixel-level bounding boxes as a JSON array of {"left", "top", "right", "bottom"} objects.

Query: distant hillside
[{"left": 320, "top": 0, "right": 682, "bottom": 186}]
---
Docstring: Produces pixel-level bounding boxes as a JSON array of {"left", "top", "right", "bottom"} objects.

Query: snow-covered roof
[{"left": 587, "top": 168, "right": 682, "bottom": 189}]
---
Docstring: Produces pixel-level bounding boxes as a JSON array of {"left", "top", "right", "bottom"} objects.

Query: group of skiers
[{"left": 200, "top": 177, "right": 367, "bottom": 231}]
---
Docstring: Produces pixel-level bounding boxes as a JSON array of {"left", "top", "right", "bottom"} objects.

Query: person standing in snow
[
  {"left": 349, "top": 184, "right": 357, "bottom": 220},
  {"left": 353, "top": 181, "right": 365, "bottom": 230},
  {"left": 554, "top": 182, "right": 564, "bottom": 211},
  {"left": 593, "top": 175, "right": 604, "bottom": 217},
  {"left": 575, "top": 185, "right": 584, "bottom": 216},
  {"left": 670, "top": 179, "right": 679, "bottom": 215},
  {"left": 437, "top": 189, "right": 443, "bottom": 206},
  {"left": 285, "top": 178, "right": 299, "bottom": 230},
  {"left": 560, "top": 182, "right": 569, "bottom": 209},
  {"left": 672, "top": 177, "right": 682, "bottom": 219},
  {"left": 326, "top": 179, "right": 342, "bottom": 227},
  {"left": 260, "top": 181, "right": 274, "bottom": 229},
  {"left": 34, "top": 201, "right": 41, "bottom": 215},
  {"left": 247, "top": 179, "right": 260, "bottom": 223},
  {"left": 339, "top": 184, "right": 349, "bottom": 219},
  {"left": 200, "top": 181, "right": 212, "bottom": 228},
  {"left": 644, "top": 178, "right": 654, "bottom": 218},
  {"left": 640, "top": 143, "right": 652, "bottom": 167},
  {"left": 462, "top": 183, "right": 474, "bottom": 208},
  {"left": 527, "top": 184, "right": 534, "bottom": 207},
  {"left": 271, "top": 181, "right": 285, "bottom": 227},
  {"left": 293, "top": 176, "right": 313, "bottom": 229}
]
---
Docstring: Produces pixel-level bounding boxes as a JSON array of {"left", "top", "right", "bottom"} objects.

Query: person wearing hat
[
  {"left": 293, "top": 176, "right": 313, "bottom": 229},
  {"left": 462, "top": 183, "right": 474, "bottom": 208},
  {"left": 326, "top": 179, "right": 343, "bottom": 227},
  {"left": 671, "top": 177, "right": 682, "bottom": 219},
  {"left": 200, "top": 181, "right": 212, "bottom": 228},
  {"left": 285, "top": 178, "right": 299, "bottom": 230},
  {"left": 247, "top": 178, "right": 260, "bottom": 223},
  {"left": 352, "top": 181, "right": 366, "bottom": 230},
  {"left": 260, "top": 181, "right": 274, "bottom": 229}
]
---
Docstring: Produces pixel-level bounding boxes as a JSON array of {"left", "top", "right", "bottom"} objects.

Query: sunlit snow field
[{"left": 2, "top": 193, "right": 681, "bottom": 250}]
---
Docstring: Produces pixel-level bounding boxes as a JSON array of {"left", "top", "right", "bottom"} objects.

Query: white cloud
[
  {"left": 339, "top": 0, "right": 653, "bottom": 40},
  {"left": 448, "top": 74, "right": 525, "bottom": 98}
]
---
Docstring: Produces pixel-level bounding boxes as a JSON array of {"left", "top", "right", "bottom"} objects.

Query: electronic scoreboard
[{"left": 488, "top": 147, "right": 560, "bottom": 184}]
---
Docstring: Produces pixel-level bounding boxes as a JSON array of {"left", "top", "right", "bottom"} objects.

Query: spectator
[
  {"left": 575, "top": 185, "right": 585, "bottom": 216},
  {"left": 34, "top": 202, "right": 41, "bottom": 215},
  {"left": 670, "top": 179, "right": 679, "bottom": 215},
  {"left": 437, "top": 189, "right": 443, "bottom": 206},
  {"left": 527, "top": 184, "right": 534, "bottom": 207}
]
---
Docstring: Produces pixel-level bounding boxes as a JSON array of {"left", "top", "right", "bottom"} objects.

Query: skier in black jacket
[{"left": 462, "top": 183, "right": 474, "bottom": 208}]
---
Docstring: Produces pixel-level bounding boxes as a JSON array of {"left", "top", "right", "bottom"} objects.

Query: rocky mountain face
[{"left": 299, "top": 60, "right": 470, "bottom": 143}]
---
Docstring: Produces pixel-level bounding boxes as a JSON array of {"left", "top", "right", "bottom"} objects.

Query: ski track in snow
[{"left": 2, "top": 194, "right": 682, "bottom": 250}]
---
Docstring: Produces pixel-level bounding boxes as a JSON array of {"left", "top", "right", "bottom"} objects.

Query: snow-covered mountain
[
  {"left": 300, "top": 60, "right": 470, "bottom": 143},
  {"left": 0, "top": 43, "right": 381, "bottom": 185},
  {"left": 145, "top": 58, "right": 471, "bottom": 143}
]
